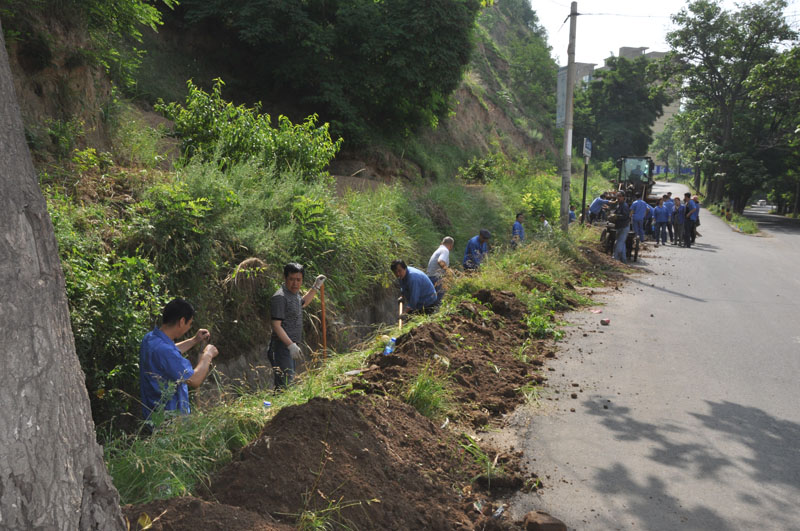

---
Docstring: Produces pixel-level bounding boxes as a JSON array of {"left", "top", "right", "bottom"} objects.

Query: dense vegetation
[{"left": 176, "top": 0, "right": 483, "bottom": 144}]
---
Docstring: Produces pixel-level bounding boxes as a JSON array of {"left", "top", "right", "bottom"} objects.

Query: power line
[{"left": 579, "top": 12, "right": 672, "bottom": 19}]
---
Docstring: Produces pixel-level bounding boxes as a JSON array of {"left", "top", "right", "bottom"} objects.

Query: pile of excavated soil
[
  {"left": 358, "top": 290, "right": 548, "bottom": 428},
  {"left": 123, "top": 496, "right": 293, "bottom": 531},
  {"left": 206, "top": 395, "right": 520, "bottom": 530}
]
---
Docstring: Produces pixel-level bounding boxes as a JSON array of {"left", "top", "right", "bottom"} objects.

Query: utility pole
[{"left": 560, "top": 2, "right": 578, "bottom": 231}]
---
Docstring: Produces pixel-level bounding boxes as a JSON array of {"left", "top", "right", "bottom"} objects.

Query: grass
[
  {"left": 708, "top": 204, "right": 759, "bottom": 234},
  {"left": 403, "top": 364, "right": 453, "bottom": 420},
  {"left": 459, "top": 434, "right": 503, "bottom": 489}
]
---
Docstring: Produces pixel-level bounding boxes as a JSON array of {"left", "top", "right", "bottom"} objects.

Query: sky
[{"left": 532, "top": 0, "right": 800, "bottom": 67}]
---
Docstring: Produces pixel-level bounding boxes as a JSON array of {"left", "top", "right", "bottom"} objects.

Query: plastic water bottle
[
  {"left": 263, "top": 401, "right": 272, "bottom": 409},
  {"left": 382, "top": 337, "right": 396, "bottom": 356}
]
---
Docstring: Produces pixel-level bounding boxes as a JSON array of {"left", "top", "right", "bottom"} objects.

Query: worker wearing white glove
[{"left": 268, "top": 263, "right": 326, "bottom": 388}]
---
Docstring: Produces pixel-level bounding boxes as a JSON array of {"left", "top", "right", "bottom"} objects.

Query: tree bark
[{"left": 0, "top": 22, "right": 125, "bottom": 530}]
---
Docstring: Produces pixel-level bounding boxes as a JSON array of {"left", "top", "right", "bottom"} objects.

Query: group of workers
[
  {"left": 590, "top": 190, "right": 702, "bottom": 263},
  {"left": 140, "top": 209, "right": 564, "bottom": 422}
]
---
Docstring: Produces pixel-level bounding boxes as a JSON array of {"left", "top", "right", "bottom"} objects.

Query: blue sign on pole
[{"left": 583, "top": 138, "right": 592, "bottom": 158}]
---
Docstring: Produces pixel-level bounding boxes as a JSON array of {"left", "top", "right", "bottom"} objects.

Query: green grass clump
[
  {"left": 708, "top": 204, "right": 758, "bottom": 234},
  {"left": 403, "top": 364, "right": 452, "bottom": 420}
]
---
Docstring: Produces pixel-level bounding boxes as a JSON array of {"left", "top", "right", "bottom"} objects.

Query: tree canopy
[
  {"left": 663, "top": 0, "right": 797, "bottom": 210},
  {"left": 180, "top": 0, "right": 484, "bottom": 144},
  {"left": 572, "top": 56, "right": 669, "bottom": 162}
]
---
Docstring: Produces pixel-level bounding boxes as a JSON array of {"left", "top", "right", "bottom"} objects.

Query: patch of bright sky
[{"left": 532, "top": 0, "right": 800, "bottom": 67}]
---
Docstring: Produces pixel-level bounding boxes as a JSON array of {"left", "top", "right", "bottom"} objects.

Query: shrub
[
  {"left": 63, "top": 251, "right": 168, "bottom": 429},
  {"left": 156, "top": 79, "right": 342, "bottom": 178}
]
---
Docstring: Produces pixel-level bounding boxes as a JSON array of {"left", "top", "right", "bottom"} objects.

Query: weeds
[
  {"left": 459, "top": 434, "right": 502, "bottom": 489},
  {"left": 403, "top": 364, "right": 452, "bottom": 419},
  {"left": 519, "top": 382, "right": 541, "bottom": 406}
]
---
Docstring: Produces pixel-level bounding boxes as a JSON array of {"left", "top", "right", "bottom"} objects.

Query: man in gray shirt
[
  {"left": 268, "top": 263, "right": 325, "bottom": 388},
  {"left": 426, "top": 236, "right": 454, "bottom": 303}
]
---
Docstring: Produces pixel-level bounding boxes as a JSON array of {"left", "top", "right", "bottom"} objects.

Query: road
[{"left": 495, "top": 183, "right": 800, "bottom": 530}]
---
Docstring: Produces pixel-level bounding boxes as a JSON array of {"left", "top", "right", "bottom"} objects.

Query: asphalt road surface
[{"left": 495, "top": 183, "right": 800, "bottom": 530}]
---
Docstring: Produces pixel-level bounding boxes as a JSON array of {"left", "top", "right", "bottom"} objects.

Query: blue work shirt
[
  {"left": 686, "top": 200, "right": 699, "bottom": 221},
  {"left": 673, "top": 204, "right": 686, "bottom": 223},
  {"left": 631, "top": 199, "right": 649, "bottom": 221},
  {"left": 589, "top": 197, "right": 609, "bottom": 214},
  {"left": 400, "top": 266, "right": 438, "bottom": 310},
  {"left": 463, "top": 235, "right": 488, "bottom": 269},
  {"left": 654, "top": 205, "right": 670, "bottom": 223},
  {"left": 569, "top": 210, "right": 576, "bottom": 223},
  {"left": 140, "top": 328, "right": 194, "bottom": 419},
  {"left": 512, "top": 221, "right": 525, "bottom": 242},
  {"left": 664, "top": 199, "right": 675, "bottom": 220}
]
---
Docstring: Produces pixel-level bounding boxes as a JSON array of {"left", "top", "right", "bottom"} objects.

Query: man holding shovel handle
[{"left": 268, "top": 262, "right": 326, "bottom": 388}]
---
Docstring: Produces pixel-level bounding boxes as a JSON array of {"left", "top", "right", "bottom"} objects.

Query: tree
[
  {"left": 572, "top": 56, "right": 669, "bottom": 162},
  {"left": 0, "top": 22, "right": 124, "bottom": 530},
  {"left": 179, "top": 0, "right": 482, "bottom": 143},
  {"left": 664, "top": 0, "right": 797, "bottom": 210},
  {"left": 652, "top": 117, "right": 680, "bottom": 178}
]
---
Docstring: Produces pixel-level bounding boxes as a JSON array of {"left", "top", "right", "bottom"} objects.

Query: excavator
[{"left": 600, "top": 156, "right": 657, "bottom": 262}]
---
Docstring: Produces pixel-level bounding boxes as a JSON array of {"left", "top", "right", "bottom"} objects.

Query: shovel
[
  {"left": 320, "top": 283, "right": 327, "bottom": 360},
  {"left": 398, "top": 298, "right": 404, "bottom": 330}
]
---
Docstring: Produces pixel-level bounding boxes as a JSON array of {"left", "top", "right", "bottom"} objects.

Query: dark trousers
[
  {"left": 666, "top": 221, "right": 674, "bottom": 242},
  {"left": 674, "top": 223, "right": 684, "bottom": 245},
  {"left": 656, "top": 222, "right": 668, "bottom": 244},
  {"left": 683, "top": 220, "right": 695, "bottom": 247},
  {"left": 267, "top": 341, "right": 295, "bottom": 389},
  {"left": 428, "top": 275, "right": 445, "bottom": 303}
]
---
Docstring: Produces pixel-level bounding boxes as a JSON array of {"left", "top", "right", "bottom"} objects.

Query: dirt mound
[
  {"left": 123, "top": 496, "right": 293, "bottom": 531},
  {"left": 359, "top": 294, "right": 547, "bottom": 428},
  {"left": 206, "top": 395, "right": 515, "bottom": 530}
]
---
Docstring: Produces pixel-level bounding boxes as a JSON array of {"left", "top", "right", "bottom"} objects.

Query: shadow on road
[
  {"left": 578, "top": 395, "right": 800, "bottom": 530},
  {"left": 628, "top": 277, "right": 707, "bottom": 303}
]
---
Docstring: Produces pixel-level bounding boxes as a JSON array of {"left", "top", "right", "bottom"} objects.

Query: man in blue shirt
[
  {"left": 391, "top": 260, "right": 439, "bottom": 314},
  {"left": 140, "top": 298, "right": 219, "bottom": 420},
  {"left": 663, "top": 193, "right": 675, "bottom": 243},
  {"left": 588, "top": 193, "right": 611, "bottom": 223},
  {"left": 511, "top": 213, "right": 525, "bottom": 249},
  {"left": 653, "top": 198, "right": 670, "bottom": 246},
  {"left": 463, "top": 229, "right": 491, "bottom": 270},
  {"left": 630, "top": 197, "right": 649, "bottom": 241},
  {"left": 569, "top": 205, "right": 577, "bottom": 223},
  {"left": 683, "top": 192, "right": 698, "bottom": 248}
]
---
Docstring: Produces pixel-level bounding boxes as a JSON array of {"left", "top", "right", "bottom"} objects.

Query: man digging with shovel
[
  {"left": 391, "top": 259, "right": 439, "bottom": 325},
  {"left": 268, "top": 263, "right": 326, "bottom": 389}
]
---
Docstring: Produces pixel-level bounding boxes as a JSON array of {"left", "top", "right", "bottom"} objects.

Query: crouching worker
[
  {"left": 268, "top": 263, "right": 326, "bottom": 389},
  {"left": 391, "top": 259, "right": 439, "bottom": 316},
  {"left": 140, "top": 298, "right": 219, "bottom": 421}
]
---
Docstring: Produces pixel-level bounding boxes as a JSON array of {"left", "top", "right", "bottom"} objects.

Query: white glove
[
  {"left": 288, "top": 342, "right": 303, "bottom": 360},
  {"left": 313, "top": 274, "right": 326, "bottom": 291}
]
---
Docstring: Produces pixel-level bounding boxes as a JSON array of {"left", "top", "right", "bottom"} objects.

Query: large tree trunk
[{"left": 0, "top": 22, "right": 125, "bottom": 530}]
